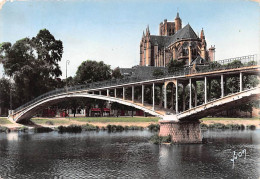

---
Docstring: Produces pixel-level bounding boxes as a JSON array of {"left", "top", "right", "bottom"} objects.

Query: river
[{"left": 0, "top": 130, "right": 259, "bottom": 178}]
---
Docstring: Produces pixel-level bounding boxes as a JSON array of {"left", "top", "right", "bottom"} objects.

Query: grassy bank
[
  {"left": 30, "top": 117, "right": 159, "bottom": 126},
  {"left": 0, "top": 117, "right": 12, "bottom": 125},
  {"left": 31, "top": 118, "right": 76, "bottom": 125},
  {"left": 1, "top": 117, "right": 259, "bottom": 132},
  {"left": 201, "top": 117, "right": 260, "bottom": 121},
  {"left": 200, "top": 117, "right": 260, "bottom": 129},
  {"left": 200, "top": 123, "right": 256, "bottom": 130},
  {"left": 71, "top": 117, "right": 159, "bottom": 123},
  {"left": 28, "top": 117, "right": 260, "bottom": 126}
]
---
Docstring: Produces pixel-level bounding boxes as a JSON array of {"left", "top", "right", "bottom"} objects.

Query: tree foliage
[
  {"left": 167, "top": 59, "right": 186, "bottom": 74},
  {"left": 112, "top": 67, "right": 123, "bottom": 79},
  {"left": 75, "top": 60, "right": 112, "bottom": 84},
  {"left": 153, "top": 68, "right": 164, "bottom": 77},
  {"left": 0, "top": 78, "right": 10, "bottom": 110},
  {"left": 208, "top": 61, "right": 222, "bottom": 70},
  {"left": 0, "top": 29, "right": 63, "bottom": 108}
]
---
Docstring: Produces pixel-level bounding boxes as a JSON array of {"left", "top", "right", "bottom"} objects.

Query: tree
[
  {"left": 74, "top": 60, "right": 112, "bottom": 84},
  {"left": 52, "top": 60, "right": 113, "bottom": 116},
  {"left": 208, "top": 61, "right": 222, "bottom": 70},
  {"left": 112, "top": 67, "right": 123, "bottom": 79},
  {"left": 153, "top": 68, "right": 164, "bottom": 77},
  {"left": 167, "top": 59, "right": 185, "bottom": 74},
  {"left": 0, "top": 78, "right": 11, "bottom": 115},
  {"left": 0, "top": 29, "right": 63, "bottom": 108},
  {"left": 224, "top": 60, "right": 243, "bottom": 69}
]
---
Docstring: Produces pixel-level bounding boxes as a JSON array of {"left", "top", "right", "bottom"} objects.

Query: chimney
[{"left": 208, "top": 45, "right": 216, "bottom": 62}]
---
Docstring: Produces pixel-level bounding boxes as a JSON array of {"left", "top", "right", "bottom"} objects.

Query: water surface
[{"left": 0, "top": 130, "right": 259, "bottom": 178}]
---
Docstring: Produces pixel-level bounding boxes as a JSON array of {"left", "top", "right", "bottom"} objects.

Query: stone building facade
[{"left": 139, "top": 13, "right": 215, "bottom": 67}]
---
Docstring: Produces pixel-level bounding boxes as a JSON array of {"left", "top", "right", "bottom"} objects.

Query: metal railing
[
  {"left": 13, "top": 57, "right": 260, "bottom": 113},
  {"left": 216, "top": 54, "right": 257, "bottom": 65}
]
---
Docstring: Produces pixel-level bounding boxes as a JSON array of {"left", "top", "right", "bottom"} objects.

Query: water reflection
[
  {"left": 6, "top": 132, "right": 18, "bottom": 141},
  {"left": 0, "top": 130, "right": 259, "bottom": 178}
]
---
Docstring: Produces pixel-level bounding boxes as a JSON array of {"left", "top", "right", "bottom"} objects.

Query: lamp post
[{"left": 66, "top": 60, "right": 70, "bottom": 92}]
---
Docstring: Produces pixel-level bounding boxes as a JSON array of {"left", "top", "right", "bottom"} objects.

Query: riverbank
[
  {"left": 0, "top": 117, "right": 159, "bottom": 131},
  {"left": 0, "top": 117, "right": 259, "bottom": 131},
  {"left": 31, "top": 117, "right": 159, "bottom": 128},
  {"left": 201, "top": 117, "right": 260, "bottom": 129}
]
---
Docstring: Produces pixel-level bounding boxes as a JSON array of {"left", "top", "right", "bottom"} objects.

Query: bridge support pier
[{"left": 159, "top": 120, "right": 202, "bottom": 144}]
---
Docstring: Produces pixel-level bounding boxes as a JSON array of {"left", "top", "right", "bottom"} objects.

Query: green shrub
[
  {"left": 232, "top": 124, "right": 241, "bottom": 130},
  {"left": 246, "top": 125, "right": 256, "bottom": 130},
  {"left": 202, "top": 123, "right": 247, "bottom": 130},
  {"left": 247, "top": 61, "right": 257, "bottom": 66},
  {"left": 225, "top": 124, "right": 231, "bottom": 129},
  {"left": 107, "top": 124, "right": 124, "bottom": 132},
  {"left": 19, "top": 126, "right": 29, "bottom": 132},
  {"left": 161, "top": 135, "right": 171, "bottom": 143},
  {"left": 150, "top": 134, "right": 171, "bottom": 144},
  {"left": 34, "top": 127, "right": 53, "bottom": 133},
  {"left": 106, "top": 124, "right": 143, "bottom": 132},
  {"left": 0, "top": 126, "right": 10, "bottom": 133},
  {"left": 128, "top": 125, "right": 144, "bottom": 130},
  {"left": 58, "top": 125, "right": 82, "bottom": 133},
  {"left": 107, "top": 124, "right": 112, "bottom": 131},
  {"left": 208, "top": 123, "right": 225, "bottom": 129},
  {"left": 45, "top": 121, "right": 54, "bottom": 125},
  {"left": 107, "top": 124, "right": 117, "bottom": 132},
  {"left": 224, "top": 124, "right": 245, "bottom": 130},
  {"left": 240, "top": 124, "right": 245, "bottom": 130},
  {"left": 150, "top": 134, "right": 161, "bottom": 144},
  {"left": 200, "top": 123, "right": 208, "bottom": 130},
  {"left": 148, "top": 124, "right": 160, "bottom": 131},
  {"left": 82, "top": 123, "right": 99, "bottom": 131},
  {"left": 153, "top": 68, "right": 165, "bottom": 77},
  {"left": 116, "top": 125, "right": 124, "bottom": 131}
]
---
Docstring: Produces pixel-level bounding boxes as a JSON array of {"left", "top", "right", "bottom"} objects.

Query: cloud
[{"left": 0, "top": 0, "right": 28, "bottom": 10}]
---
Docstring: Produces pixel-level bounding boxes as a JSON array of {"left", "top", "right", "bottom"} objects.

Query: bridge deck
[{"left": 9, "top": 65, "right": 260, "bottom": 123}]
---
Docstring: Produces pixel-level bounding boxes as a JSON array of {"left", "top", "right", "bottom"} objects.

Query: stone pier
[{"left": 159, "top": 120, "right": 202, "bottom": 144}]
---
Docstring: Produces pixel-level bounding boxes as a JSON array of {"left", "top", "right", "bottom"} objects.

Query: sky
[{"left": 0, "top": 0, "right": 259, "bottom": 79}]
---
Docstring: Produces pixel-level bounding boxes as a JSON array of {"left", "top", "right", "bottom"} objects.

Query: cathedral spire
[
  {"left": 146, "top": 25, "right": 150, "bottom": 36},
  {"left": 200, "top": 28, "right": 205, "bottom": 40},
  {"left": 176, "top": 12, "right": 180, "bottom": 19},
  {"left": 175, "top": 12, "right": 182, "bottom": 32}
]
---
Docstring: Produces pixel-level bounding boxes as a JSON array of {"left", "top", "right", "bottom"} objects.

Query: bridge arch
[{"left": 12, "top": 93, "right": 163, "bottom": 123}]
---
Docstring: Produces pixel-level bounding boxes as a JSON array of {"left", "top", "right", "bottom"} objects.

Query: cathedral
[{"left": 139, "top": 13, "right": 216, "bottom": 67}]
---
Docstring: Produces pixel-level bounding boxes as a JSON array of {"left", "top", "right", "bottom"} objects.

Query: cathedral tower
[
  {"left": 175, "top": 12, "right": 182, "bottom": 32},
  {"left": 200, "top": 28, "right": 207, "bottom": 60},
  {"left": 139, "top": 14, "right": 215, "bottom": 67}
]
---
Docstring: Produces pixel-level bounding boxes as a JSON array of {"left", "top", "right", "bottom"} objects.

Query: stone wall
[{"left": 159, "top": 120, "right": 202, "bottom": 144}]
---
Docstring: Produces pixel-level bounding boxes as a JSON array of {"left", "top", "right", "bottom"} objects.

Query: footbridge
[{"left": 8, "top": 55, "right": 260, "bottom": 143}]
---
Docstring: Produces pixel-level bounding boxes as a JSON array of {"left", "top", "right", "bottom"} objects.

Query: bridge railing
[
  {"left": 194, "top": 60, "right": 259, "bottom": 74},
  {"left": 13, "top": 69, "right": 191, "bottom": 113},
  {"left": 13, "top": 58, "right": 260, "bottom": 113},
  {"left": 216, "top": 54, "right": 257, "bottom": 65}
]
